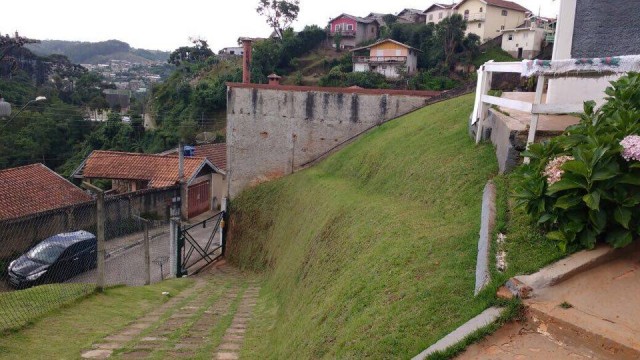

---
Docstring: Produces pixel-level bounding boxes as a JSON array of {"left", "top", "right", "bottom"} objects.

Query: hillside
[
  {"left": 227, "top": 94, "right": 562, "bottom": 358},
  {"left": 26, "top": 39, "right": 169, "bottom": 64}
]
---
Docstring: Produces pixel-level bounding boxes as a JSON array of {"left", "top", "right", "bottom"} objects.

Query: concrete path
[
  {"left": 81, "top": 262, "right": 261, "bottom": 359},
  {"left": 457, "top": 245, "right": 640, "bottom": 359}
]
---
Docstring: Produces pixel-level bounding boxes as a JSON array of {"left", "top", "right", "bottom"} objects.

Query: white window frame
[{"left": 501, "top": 9, "right": 508, "bottom": 16}]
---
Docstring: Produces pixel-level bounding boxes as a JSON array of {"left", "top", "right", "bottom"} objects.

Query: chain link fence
[{"left": 0, "top": 192, "right": 175, "bottom": 332}]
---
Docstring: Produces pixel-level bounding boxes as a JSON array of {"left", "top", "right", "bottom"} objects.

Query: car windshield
[{"left": 27, "top": 243, "right": 65, "bottom": 264}]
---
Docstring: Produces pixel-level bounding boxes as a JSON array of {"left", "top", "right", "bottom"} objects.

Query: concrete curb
[
  {"left": 475, "top": 181, "right": 497, "bottom": 296},
  {"left": 412, "top": 307, "right": 506, "bottom": 360}
]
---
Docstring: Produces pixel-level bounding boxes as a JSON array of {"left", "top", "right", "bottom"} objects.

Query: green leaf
[
  {"left": 613, "top": 207, "right": 632, "bottom": 229},
  {"left": 591, "top": 168, "right": 618, "bottom": 182},
  {"left": 589, "top": 210, "right": 607, "bottom": 233},
  {"left": 583, "top": 100, "right": 596, "bottom": 116},
  {"left": 547, "top": 178, "right": 587, "bottom": 195},
  {"left": 554, "top": 194, "right": 583, "bottom": 209},
  {"left": 618, "top": 174, "right": 640, "bottom": 186},
  {"left": 562, "top": 160, "right": 589, "bottom": 178},
  {"left": 537, "top": 213, "right": 555, "bottom": 224},
  {"left": 606, "top": 229, "right": 633, "bottom": 248},
  {"left": 583, "top": 192, "right": 601, "bottom": 210},
  {"left": 578, "top": 228, "right": 597, "bottom": 249},
  {"left": 629, "top": 163, "right": 640, "bottom": 169},
  {"left": 546, "top": 231, "right": 567, "bottom": 242}
]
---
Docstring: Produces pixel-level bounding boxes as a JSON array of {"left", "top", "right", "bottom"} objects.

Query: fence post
[
  {"left": 524, "top": 75, "right": 546, "bottom": 164},
  {"left": 82, "top": 182, "right": 105, "bottom": 292},
  {"left": 143, "top": 221, "right": 150, "bottom": 285},
  {"left": 169, "top": 192, "right": 181, "bottom": 278}
]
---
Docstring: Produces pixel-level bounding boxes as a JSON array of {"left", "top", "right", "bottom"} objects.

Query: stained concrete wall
[{"left": 227, "top": 84, "right": 440, "bottom": 198}]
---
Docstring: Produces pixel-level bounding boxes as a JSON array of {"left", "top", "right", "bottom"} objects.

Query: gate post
[{"left": 169, "top": 193, "right": 181, "bottom": 278}]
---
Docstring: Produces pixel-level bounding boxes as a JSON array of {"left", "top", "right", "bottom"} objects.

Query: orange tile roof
[
  {"left": 0, "top": 164, "right": 92, "bottom": 221},
  {"left": 82, "top": 151, "right": 210, "bottom": 187},
  {"left": 159, "top": 143, "right": 226, "bottom": 171},
  {"left": 191, "top": 143, "right": 226, "bottom": 171}
]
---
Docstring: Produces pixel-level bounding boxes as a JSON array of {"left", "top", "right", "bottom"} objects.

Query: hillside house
[
  {"left": 160, "top": 142, "right": 228, "bottom": 211},
  {"left": 425, "top": 3, "right": 456, "bottom": 24},
  {"left": 220, "top": 47, "right": 243, "bottom": 56},
  {"left": 501, "top": 27, "right": 545, "bottom": 59},
  {"left": 328, "top": 14, "right": 379, "bottom": 49},
  {"left": 397, "top": 9, "right": 427, "bottom": 24},
  {"left": 351, "top": 39, "right": 420, "bottom": 79},
  {"left": 0, "top": 164, "right": 92, "bottom": 222},
  {"left": 454, "top": 0, "right": 529, "bottom": 42},
  {"left": 365, "top": 13, "right": 392, "bottom": 27},
  {"left": 72, "top": 151, "right": 224, "bottom": 219}
]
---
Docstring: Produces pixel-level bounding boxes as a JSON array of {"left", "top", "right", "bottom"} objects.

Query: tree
[
  {"left": 434, "top": 14, "right": 467, "bottom": 70},
  {"left": 256, "top": 0, "right": 300, "bottom": 39},
  {"left": 168, "top": 38, "right": 214, "bottom": 66}
]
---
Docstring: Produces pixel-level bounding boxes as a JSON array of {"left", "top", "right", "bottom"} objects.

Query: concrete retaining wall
[{"left": 226, "top": 84, "right": 440, "bottom": 197}]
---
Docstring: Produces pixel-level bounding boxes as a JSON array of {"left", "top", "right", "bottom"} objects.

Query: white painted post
[
  {"left": 474, "top": 62, "right": 493, "bottom": 144},
  {"left": 524, "top": 75, "right": 546, "bottom": 164}
]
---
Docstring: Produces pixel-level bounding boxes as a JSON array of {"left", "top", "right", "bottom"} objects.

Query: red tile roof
[
  {"left": 191, "top": 143, "right": 226, "bottom": 171},
  {"left": 455, "top": 0, "right": 529, "bottom": 12},
  {"left": 485, "top": 0, "right": 529, "bottom": 12},
  {"left": 81, "top": 151, "right": 211, "bottom": 187},
  {"left": 0, "top": 164, "right": 92, "bottom": 221},
  {"left": 160, "top": 143, "right": 227, "bottom": 172}
]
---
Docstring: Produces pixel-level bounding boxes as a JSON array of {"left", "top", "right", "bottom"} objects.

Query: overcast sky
[{"left": 1, "top": 0, "right": 560, "bottom": 52}]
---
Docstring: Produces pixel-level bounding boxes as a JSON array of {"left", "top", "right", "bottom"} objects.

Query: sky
[{"left": 1, "top": 0, "right": 560, "bottom": 52}]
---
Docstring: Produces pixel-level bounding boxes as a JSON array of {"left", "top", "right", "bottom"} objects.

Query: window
[
  {"left": 335, "top": 24, "right": 341, "bottom": 31},
  {"left": 428, "top": 14, "right": 433, "bottom": 21},
  {"left": 464, "top": 9, "right": 469, "bottom": 20},
  {"left": 478, "top": 23, "right": 482, "bottom": 28},
  {"left": 347, "top": 24, "right": 353, "bottom": 31},
  {"left": 500, "top": 25, "right": 505, "bottom": 30},
  {"left": 508, "top": 34, "right": 513, "bottom": 40},
  {"left": 371, "top": 27, "right": 375, "bottom": 33},
  {"left": 479, "top": 7, "right": 483, "bottom": 12},
  {"left": 439, "top": 12, "right": 443, "bottom": 19},
  {"left": 501, "top": 10, "right": 508, "bottom": 16}
]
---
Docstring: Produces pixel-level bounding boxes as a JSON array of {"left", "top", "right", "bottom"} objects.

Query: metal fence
[{"left": 0, "top": 195, "right": 173, "bottom": 333}]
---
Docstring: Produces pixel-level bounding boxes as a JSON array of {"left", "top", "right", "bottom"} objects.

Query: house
[
  {"left": 0, "top": 164, "right": 92, "bottom": 221},
  {"left": 424, "top": 3, "right": 456, "bottom": 24},
  {"left": 103, "top": 89, "right": 131, "bottom": 113},
  {"left": 397, "top": 9, "right": 427, "bottom": 24},
  {"left": 500, "top": 26, "right": 545, "bottom": 59},
  {"left": 72, "top": 151, "right": 224, "bottom": 219},
  {"left": 219, "top": 47, "right": 243, "bottom": 56},
  {"left": 365, "top": 13, "right": 392, "bottom": 27},
  {"left": 351, "top": 39, "right": 420, "bottom": 79},
  {"left": 454, "top": 0, "right": 529, "bottom": 42},
  {"left": 547, "top": 0, "right": 640, "bottom": 106},
  {"left": 328, "top": 14, "right": 380, "bottom": 49},
  {"left": 159, "top": 142, "right": 228, "bottom": 212}
]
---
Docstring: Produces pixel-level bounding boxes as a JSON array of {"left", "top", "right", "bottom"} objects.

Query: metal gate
[
  {"left": 187, "top": 181, "right": 211, "bottom": 218},
  {"left": 177, "top": 211, "right": 224, "bottom": 276}
]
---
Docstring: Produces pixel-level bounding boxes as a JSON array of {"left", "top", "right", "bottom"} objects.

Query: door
[
  {"left": 188, "top": 181, "right": 211, "bottom": 218},
  {"left": 517, "top": 48, "right": 523, "bottom": 59}
]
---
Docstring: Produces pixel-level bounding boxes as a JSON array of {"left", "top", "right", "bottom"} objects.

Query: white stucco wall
[{"left": 501, "top": 28, "right": 545, "bottom": 59}]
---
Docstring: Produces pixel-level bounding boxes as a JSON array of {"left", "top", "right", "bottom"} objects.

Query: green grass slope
[{"left": 227, "top": 94, "right": 560, "bottom": 358}]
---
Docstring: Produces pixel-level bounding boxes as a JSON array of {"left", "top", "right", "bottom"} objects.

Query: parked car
[{"left": 7, "top": 230, "right": 97, "bottom": 288}]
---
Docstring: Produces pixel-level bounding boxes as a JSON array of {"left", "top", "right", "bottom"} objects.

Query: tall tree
[
  {"left": 434, "top": 14, "right": 467, "bottom": 70},
  {"left": 256, "top": 0, "right": 300, "bottom": 39}
]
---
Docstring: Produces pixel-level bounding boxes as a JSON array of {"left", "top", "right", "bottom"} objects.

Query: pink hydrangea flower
[
  {"left": 543, "top": 155, "right": 574, "bottom": 185},
  {"left": 620, "top": 135, "right": 640, "bottom": 162}
]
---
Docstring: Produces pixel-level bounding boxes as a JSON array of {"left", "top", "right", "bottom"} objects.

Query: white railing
[{"left": 471, "top": 57, "right": 640, "bottom": 162}]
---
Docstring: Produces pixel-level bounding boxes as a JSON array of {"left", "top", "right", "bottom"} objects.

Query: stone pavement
[
  {"left": 81, "top": 261, "right": 261, "bottom": 359},
  {"left": 457, "top": 244, "right": 640, "bottom": 359}
]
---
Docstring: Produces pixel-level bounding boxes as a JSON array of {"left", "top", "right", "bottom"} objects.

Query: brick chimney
[
  {"left": 239, "top": 37, "right": 253, "bottom": 84},
  {"left": 268, "top": 73, "right": 282, "bottom": 86}
]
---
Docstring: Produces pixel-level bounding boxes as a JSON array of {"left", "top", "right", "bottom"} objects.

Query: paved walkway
[
  {"left": 81, "top": 262, "right": 260, "bottom": 359},
  {"left": 457, "top": 245, "right": 640, "bottom": 359}
]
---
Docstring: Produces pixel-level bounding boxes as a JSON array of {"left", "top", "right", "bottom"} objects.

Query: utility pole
[{"left": 82, "top": 182, "right": 106, "bottom": 292}]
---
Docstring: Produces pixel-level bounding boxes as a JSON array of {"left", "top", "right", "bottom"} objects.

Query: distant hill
[{"left": 26, "top": 39, "right": 170, "bottom": 65}]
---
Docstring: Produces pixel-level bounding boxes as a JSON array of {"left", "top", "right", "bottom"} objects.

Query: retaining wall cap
[{"left": 226, "top": 82, "right": 442, "bottom": 97}]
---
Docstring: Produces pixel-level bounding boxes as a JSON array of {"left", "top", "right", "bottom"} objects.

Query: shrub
[
  {"left": 318, "top": 69, "right": 389, "bottom": 89},
  {"left": 408, "top": 70, "right": 459, "bottom": 91},
  {"left": 514, "top": 72, "right": 640, "bottom": 251}
]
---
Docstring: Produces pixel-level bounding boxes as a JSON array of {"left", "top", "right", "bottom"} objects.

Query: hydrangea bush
[{"left": 515, "top": 72, "right": 640, "bottom": 251}]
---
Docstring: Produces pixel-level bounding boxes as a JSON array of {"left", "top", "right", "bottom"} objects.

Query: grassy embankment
[
  {"left": 0, "top": 279, "right": 193, "bottom": 359},
  {"left": 227, "top": 94, "right": 563, "bottom": 358}
]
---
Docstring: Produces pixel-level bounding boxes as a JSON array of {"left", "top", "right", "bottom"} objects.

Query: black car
[{"left": 7, "top": 230, "right": 97, "bottom": 288}]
